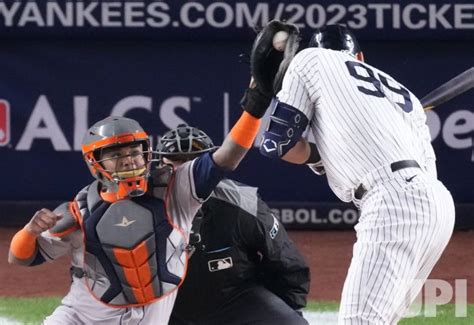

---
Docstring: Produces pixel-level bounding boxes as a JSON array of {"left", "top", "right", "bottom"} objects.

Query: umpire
[{"left": 157, "top": 125, "right": 310, "bottom": 325}]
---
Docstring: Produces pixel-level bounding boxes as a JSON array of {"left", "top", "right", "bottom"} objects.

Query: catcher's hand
[
  {"left": 241, "top": 20, "right": 300, "bottom": 118},
  {"left": 25, "top": 208, "right": 63, "bottom": 236}
]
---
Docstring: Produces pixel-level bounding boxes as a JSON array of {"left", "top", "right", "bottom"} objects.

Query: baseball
[{"left": 272, "top": 31, "right": 289, "bottom": 52}]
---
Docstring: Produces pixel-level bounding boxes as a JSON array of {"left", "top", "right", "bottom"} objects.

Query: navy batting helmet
[
  {"left": 157, "top": 124, "right": 216, "bottom": 161},
  {"left": 308, "top": 24, "right": 363, "bottom": 60}
]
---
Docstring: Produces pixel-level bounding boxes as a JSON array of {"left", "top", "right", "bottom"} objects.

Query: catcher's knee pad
[{"left": 260, "top": 99, "right": 308, "bottom": 158}]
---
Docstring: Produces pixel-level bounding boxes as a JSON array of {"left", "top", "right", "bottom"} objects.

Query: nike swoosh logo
[{"left": 405, "top": 175, "right": 417, "bottom": 182}]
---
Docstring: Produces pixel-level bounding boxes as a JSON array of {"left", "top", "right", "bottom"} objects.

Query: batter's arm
[
  {"left": 281, "top": 138, "right": 310, "bottom": 164},
  {"left": 282, "top": 139, "right": 325, "bottom": 175},
  {"left": 259, "top": 50, "right": 321, "bottom": 165}
]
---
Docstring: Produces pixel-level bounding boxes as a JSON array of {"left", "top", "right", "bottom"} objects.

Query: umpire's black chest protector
[
  {"left": 75, "top": 181, "right": 187, "bottom": 307},
  {"left": 173, "top": 186, "right": 262, "bottom": 318}
]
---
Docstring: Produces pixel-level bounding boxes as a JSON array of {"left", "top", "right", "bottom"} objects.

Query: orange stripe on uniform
[
  {"left": 69, "top": 201, "right": 83, "bottom": 226},
  {"left": 10, "top": 228, "right": 38, "bottom": 260},
  {"left": 143, "top": 282, "right": 155, "bottom": 301},
  {"left": 49, "top": 224, "right": 80, "bottom": 238},
  {"left": 229, "top": 111, "right": 262, "bottom": 149},
  {"left": 131, "top": 287, "right": 146, "bottom": 304},
  {"left": 113, "top": 247, "right": 134, "bottom": 267},
  {"left": 113, "top": 241, "right": 153, "bottom": 303}
]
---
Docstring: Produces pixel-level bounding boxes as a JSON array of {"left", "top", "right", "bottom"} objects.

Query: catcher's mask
[
  {"left": 308, "top": 24, "right": 364, "bottom": 61},
  {"left": 157, "top": 124, "right": 216, "bottom": 162},
  {"left": 81, "top": 116, "right": 152, "bottom": 199}
]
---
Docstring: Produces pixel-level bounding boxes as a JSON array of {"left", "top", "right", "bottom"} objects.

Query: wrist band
[
  {"left": 230, "top": 111, "right": 262, "bottom": 149},
  {"left": 10, "top": 227, "right": 37, "bottom": 259}
]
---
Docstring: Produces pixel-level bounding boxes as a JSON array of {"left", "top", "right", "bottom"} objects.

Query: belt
[{"left": 354, "top": 160, "right": 420, "bottom": 200}]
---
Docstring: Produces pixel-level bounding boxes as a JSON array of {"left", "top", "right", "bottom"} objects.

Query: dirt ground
[{"left": 0, "top": 228, "right": 472, "bottom": 303}]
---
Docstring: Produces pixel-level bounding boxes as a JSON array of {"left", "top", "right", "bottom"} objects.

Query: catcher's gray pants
[
  {"left": 43, "top": 277, "right": 177, "bottom": 325},
  {"left": 338, "top": 168, "right": 455, "bottom": 324}
]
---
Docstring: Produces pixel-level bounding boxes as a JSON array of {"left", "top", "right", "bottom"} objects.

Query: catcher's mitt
[{"left": 251, "top": 20, "right": 300, "bottom": 95}]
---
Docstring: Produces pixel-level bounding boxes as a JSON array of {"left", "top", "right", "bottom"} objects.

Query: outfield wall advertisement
[
  {"left": 0, "top": 0, "right": 472, "bottom": 40},
  {"left": 0, "top": 1, "right": 472, "bottom": 228}
]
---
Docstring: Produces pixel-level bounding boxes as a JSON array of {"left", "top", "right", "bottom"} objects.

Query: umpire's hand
[{"left": 25, "top": 209, "right": 63, "bottom": 236}]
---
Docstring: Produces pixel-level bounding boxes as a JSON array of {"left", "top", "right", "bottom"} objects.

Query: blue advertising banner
[
  {"left": 0, "top": 0, "right": 472, "bottom": 41},
  {"left": 0, "top": 1, "right": 472, "bottom": 228},
  {"left": 0, "top": 40, "right": 472, "bottom": 205}
]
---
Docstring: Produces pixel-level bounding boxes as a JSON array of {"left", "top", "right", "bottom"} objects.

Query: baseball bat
[{"left": 421, "top": 67, "right": 474, "bottom": 111}]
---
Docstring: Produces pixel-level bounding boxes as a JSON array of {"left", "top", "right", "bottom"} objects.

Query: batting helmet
[
  {"left": 308, "top": 24, "right": 364, "bottom": 60},
  {"left": 157, "top": 124, "right": 216, "bottom": 161},
  {"left": 81, "top": 116, "right": 152, "bottom": 199}
]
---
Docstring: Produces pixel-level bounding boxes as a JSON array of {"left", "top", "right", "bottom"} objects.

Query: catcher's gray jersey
[
  {"left": 39, "top": 159, "right": 204, "bottom": 325},
  {"left": 276, "top": 47, "right": 454, "bottom": 324},
  {"left": 277, "top": 48, "right": 436, "bottom": 202}
]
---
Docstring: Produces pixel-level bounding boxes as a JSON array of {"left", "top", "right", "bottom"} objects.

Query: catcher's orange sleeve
[
  {"left": 230, "top": 111, "right": 261, "bottom": 149},
  {"left": 10, "top": 228, "right": 37, "bottom": 259}
]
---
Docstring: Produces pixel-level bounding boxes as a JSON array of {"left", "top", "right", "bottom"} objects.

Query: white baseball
[{"left": 272, "top": 31, "right": 289, "bottom": 52}]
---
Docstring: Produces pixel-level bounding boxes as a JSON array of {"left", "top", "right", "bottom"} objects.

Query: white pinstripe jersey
[{"left": 277, "top": 48, "right": 435, "bottom": 202}]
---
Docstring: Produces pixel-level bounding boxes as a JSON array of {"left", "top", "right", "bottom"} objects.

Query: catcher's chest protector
[{"left": 75, "top": 181, "right": 187, "bottom": 307}]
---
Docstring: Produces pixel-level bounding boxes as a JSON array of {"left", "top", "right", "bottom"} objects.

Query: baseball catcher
[{"left": 8, "top": 81, "right": 274, "bottom": 325}]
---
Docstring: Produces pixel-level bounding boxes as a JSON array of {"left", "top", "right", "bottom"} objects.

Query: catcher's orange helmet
[{"left": 81, "top": 116, "right": 152, "bottom": 200}]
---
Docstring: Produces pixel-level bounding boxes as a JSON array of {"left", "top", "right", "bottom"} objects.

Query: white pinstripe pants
[{"left": 339, "top": 169, "right": 455, "bottom": 324}]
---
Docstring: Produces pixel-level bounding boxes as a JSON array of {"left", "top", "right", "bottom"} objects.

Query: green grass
[
  {"left": 399, "top": 303, "right": 474, "bottom": 324},
  {"left": 0, "top": 296, "right": 472, "bottom": 324},
  {"left": 0, "top": 296, "right": 61, "bottom": 324},
  {"left": 304, "top": 301, "right": 474, "bottom": 324},
  {"left": 306, "top": 300, "right": 340, "bottom": 311}
]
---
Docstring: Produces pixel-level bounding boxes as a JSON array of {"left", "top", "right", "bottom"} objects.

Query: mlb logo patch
[
  {"left": 0, "top": 100, "right": 10, "bottom": 146},
  {"left": 208, "top": 257, "right": 233, "bottom": 272}
]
